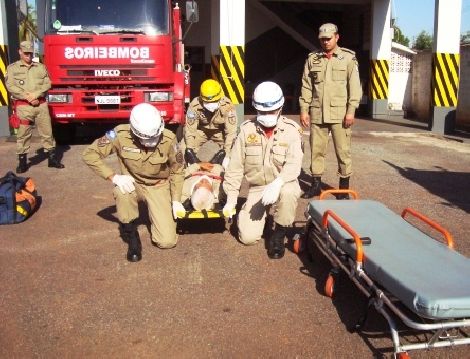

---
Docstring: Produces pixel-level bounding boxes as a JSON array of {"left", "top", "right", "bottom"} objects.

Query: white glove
[
  {"left": 261, "top": 177, "right": 284, "bottom": 205},
  {"left": 172, "top": 201, "right": 185, "bottom": 219},
  {"left": 222, "top": 156, "right": 230, "bottom": 170},
  {"left": 112, "top": 174, "right": 136, "bottom": 194},
  {"left": 223, "top": 202, "right": 236, "bottom": 218}
]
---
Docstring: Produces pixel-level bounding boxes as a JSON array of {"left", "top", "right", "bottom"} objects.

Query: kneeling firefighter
[
  {"left": 82, "top": 103, "right": 185, "bottom": 262},
  {"left": 223, "top": 81, "right": 303, "bottom": 259}
]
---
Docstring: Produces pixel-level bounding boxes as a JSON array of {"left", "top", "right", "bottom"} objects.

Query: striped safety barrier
[
  {"left": 432, "top": 52, "right": 460, "bottom": 107},
  {"left": 370, "top": 59, "right": 389, "bottom": 100},
  {"left": 211, "top": 45, "right": 244, "bottom": 104}
]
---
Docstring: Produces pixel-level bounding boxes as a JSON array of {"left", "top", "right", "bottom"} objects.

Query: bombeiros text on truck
[{"left": 37, "top": 0, "right": 199, "bottom": 142}]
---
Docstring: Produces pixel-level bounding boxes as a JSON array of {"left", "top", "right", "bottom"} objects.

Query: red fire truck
[{"left": 38, "top": 0, "right": 198, "bottom": 141}]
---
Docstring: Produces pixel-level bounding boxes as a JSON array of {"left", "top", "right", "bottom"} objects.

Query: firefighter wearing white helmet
[
  {"left": 223, "top": 81, "right": 303, "bottom": 259},
  {"left": 184, "top": 79, "right": 238, "bottom": 169},
  {"left": 82, "top": 103, "right": 185, "bottom": 262}
]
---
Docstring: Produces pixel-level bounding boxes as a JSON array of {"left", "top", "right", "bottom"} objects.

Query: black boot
[
  {"left": 121, "top": 221, "right": 142, "bottom": 262},
  {"left": 301, "top": 176, "right": 321, "bottom": 199},
  {"left": 47, "top": 148, "right": 65, "bottom": 169},
  {"left": 16, "top": 154, "right": 28, "bottom": 173},
  {"left": 267, "top": 224, "right": 287, "bottom": 259},
  {"left": 337, "top": 177, "right": 350, "bottom": 200},
  {"left": 210, "top": 149, "right": 226, "bottom": 165}
]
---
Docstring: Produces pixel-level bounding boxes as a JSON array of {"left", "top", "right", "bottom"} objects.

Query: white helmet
[
  {"left": 130, "top": 103, "right": 164, "bottom": 139},
  {"left": 252, "top": 81, "right": 284, "bottom": 112}
]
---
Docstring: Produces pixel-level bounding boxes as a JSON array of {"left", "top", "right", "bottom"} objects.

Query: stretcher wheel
[
  {"left": 325, "top": 274, "right": 335, "bottom": 298},
  {"left": 397, "top": 352, "right": 410, "bottom": 359},
  {"left": 293, "top": 238, "right": 301, "bottom": 254},
  {"left": 292, "top": 234, "right": 304, "bottom": 254}
]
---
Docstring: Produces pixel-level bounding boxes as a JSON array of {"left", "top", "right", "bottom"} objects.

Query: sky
[{"left": 393, "top": 0, "right": 470, "bottom": 41}]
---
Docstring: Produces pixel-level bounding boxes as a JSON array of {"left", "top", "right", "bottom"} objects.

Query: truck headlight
[
  {"left": 47, "top": 94, "right": 69, "bottom": 103},
  {"left": 147, "top": 92, "right": 172, "bottom": 102}
]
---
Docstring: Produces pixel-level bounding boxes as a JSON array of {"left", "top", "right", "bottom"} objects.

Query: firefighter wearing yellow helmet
[
  {"left": 82, "top": 103, "right": 185, "bottom": 262},
  {"left": 184, "top": 79, "right": 238, "bottom": 170}
]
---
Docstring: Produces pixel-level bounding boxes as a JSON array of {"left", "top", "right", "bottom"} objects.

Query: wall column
[
  {"left": 430, "top": 0, "right": 461, "bottom": 134},
  {"left": 211, "top": 0, "right": 245, "bottom": 121},
  {"left": 370, "top": 0, "right": 391, "bottom": 120}
]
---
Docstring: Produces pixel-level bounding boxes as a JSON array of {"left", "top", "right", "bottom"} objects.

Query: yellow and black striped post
[
  {"left": 0, "top": 44, "right": 9, "bottom": 108},
  {"left": 370, "top": 59, "right": 389, "bottom": 100},
  {"left": 432, "top": 52, "right": 459, "bottom": 107},
  {"left": 369, "top": 59, "right": 389, "bottom": 120},
  {"left": 210, "top": 45, "right": 244, "bottom": 105}
]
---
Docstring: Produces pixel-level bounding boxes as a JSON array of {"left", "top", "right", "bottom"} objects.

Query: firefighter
[
  {"left": 5, "top": 40, "right": 64, "bottom": 173},
  {"left": 299, "top": 23, "right": 362, "bottom": 199},
  {"left": 82, "top": 103, "right": 185, "bottom": 262},
  {"left": 184, "top": 79, "right": 237, "bottom": 169},
  {"left": 222, "top": 81, "right": 303, "bottom": 259}
]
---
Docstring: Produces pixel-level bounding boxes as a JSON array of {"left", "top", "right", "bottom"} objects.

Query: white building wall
[{"left": 389, "top": 49, "right": 414, "bottom": 111}]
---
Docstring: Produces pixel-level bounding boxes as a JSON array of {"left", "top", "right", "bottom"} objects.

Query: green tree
[
  {"left": 17, "top": 2, "right": 38, "bottom": 42},
  {"left": 462, "top": 31, "right": 470, "bottom": 44},
  {"left": 414, "top": 31, "right": 433, "bottom": 50},
  {"left": 393, "top": 25, "right": 410, "bottom": 47}
]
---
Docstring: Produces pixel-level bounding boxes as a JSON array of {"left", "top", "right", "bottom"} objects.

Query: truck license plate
[{"left": 95, "top": 96, "right": 120, "bottom": 105}]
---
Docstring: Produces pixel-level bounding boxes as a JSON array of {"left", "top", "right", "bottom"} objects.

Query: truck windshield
[{"left": 45, "top": 0, "right": 169, "bottom": 35}]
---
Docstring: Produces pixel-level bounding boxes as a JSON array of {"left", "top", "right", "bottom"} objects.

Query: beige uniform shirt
[
  {"left": 184, "top": 96, "right": 238, "bottom": 153},
  {"left": 299, "top": 47, "right": 362, "bottom": 124},
  {"left": 223, "top": 116, "right": 303, "bottom": 204},
  {"left": 82, "top": 125, "right": 185, "bottom": 201},
  {"left": 5, "top": 60, "right": 51, "bottom": 100}
]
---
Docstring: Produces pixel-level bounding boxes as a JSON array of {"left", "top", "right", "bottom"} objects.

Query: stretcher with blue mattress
[{"left": 301, "top": 190, "right": 470, "bottom": 358}]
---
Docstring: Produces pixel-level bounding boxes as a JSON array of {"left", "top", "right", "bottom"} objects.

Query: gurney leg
[
  {"left": 375, "top": 303, "right": 404, "bottom": 357},
  {"left": 354, "top": 297, "right": 374, "bottom": 331}
]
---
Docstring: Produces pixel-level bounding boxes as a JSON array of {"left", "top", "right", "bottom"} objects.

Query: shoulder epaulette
[
  {"left": 240, "top": 118, "right": 256, "bottom": 127},
  {"left": 115, "top": 124, "right": 129, "bottom": 132},
  {"left": 281, "top": 117, "right": 301, "bottom": 129},
  {"left": 308, "top": 52, "right": 322, "bottom": 59},
  {"left": 220, "top": 97, "right": 233, "bottom": 105},
  {"left": 340, "top": 47, "right": 356, "bottom": 56},
  {"left": 162, "top": 128, "right": 176, "bottom": 140},
  {"left": 189, "top": 97, "right": 201, "bottom": 108}
]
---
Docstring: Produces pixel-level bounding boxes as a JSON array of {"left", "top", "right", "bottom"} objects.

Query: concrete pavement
[{"left": 0, "top": 116, "right": 469, "bottom": 358}]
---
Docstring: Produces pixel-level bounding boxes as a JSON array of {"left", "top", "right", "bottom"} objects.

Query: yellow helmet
[{"left": 200, "top": 79, "right": 223, "bottom": 102}]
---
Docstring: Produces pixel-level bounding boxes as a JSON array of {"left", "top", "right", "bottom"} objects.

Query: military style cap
[
  {"left": 318, "top": 23, "right": 338, "bottom": 38},
  {"left": 20, "top": 40, "right": 34, "bottom": 53}
]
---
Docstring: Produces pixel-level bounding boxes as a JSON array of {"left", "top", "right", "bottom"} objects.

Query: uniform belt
[{"left": 15, "top": 98, "right": 47, "bottom": 106}]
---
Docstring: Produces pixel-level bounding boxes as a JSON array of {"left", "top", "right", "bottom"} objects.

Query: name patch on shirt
[{"left": 122, "top": 146, "right": 141, "bottom": 153}]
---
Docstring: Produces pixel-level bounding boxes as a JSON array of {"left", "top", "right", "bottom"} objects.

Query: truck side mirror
[{"left": 185, "top": 1, "right": 199, "bottom": 23}]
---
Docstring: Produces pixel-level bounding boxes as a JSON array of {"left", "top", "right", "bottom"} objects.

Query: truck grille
[{"left": 60, "top": 65, "right": 156, "bottom": 82}]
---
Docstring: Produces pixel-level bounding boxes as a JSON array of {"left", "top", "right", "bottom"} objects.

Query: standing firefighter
[
  {"left": 5, "top": 40, "right": 64, "bottom": 173},
  {"left": 184, "top": 79, "right": 237, "bottom": 169},
  {"left": 223, "top": 82, "right": 303, "bottom": 259},
  {"left": 299, "top": 23, "right": 362, "bottom": 199},
  {"left": 82, "top": 103, "right": 185, "bottom": 262}
]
